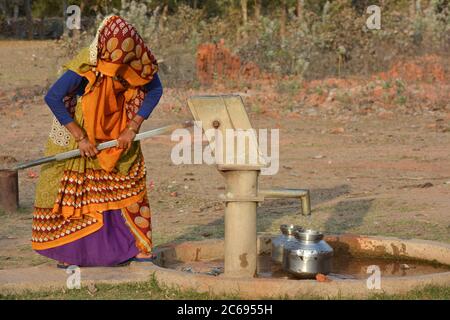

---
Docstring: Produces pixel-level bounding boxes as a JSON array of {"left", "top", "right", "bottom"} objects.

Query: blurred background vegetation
[{"left": 0, "top": 0, "right": 448, "bottom": 85}]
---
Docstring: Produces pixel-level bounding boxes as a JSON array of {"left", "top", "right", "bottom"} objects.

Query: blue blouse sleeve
[
  {"left": 44, "top": 70, "right": 86, "bottom": 125},
  {"left": 45, "top": 71, "right": 162, "bottom": 124},
  {"left": 137, "top": 73, "right": 163, "bottom": 119}
]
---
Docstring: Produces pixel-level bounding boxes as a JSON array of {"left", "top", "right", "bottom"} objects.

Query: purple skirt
[{"left": 36, "top": 209, "right": 139, "bottom": 267}]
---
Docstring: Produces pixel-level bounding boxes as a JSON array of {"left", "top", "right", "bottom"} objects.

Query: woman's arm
[
  {"left": 44, "top": 70, "right": 85, "bottom": 125},
  {"left": 45, "top": 71, "right": 98, "bottom": 157},
  {"left": 117, "top": 73, "right": 163, "bottom": 150},
  {"left": 136, "top": 73, "right": 163, "bottom": 120}
]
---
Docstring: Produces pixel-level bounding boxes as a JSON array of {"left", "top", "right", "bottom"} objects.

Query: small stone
[
  {"left": 330, "top": 127, "right": 345, "bottom": 134},
  {"left": 207, "top": 267, "right": 224, "bottom": 276},
  {"left": 315, "top": 273, "right": 331, "bottom": 282},
  {"left": 87, "top": 283, "right": 98, "bottom": 295},
  {"left": 27, "top": 170, "right": 38, "bottom": 179},
  {"left": 181, "top": 267, "right": 194, "bottom": 273},
  {"left": 419, "top": 182, "right": 433, "bottom": 188},
  {"left": 378, "top": 111, "right": 394, "bottom": 119},
  {"left": 306, "top": 108, "right": 318, "bottom": 116},
  {"left": 200, "top": 205, "right": 211, "bottom": 211}
]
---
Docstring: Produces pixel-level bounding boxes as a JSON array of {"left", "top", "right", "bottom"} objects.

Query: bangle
[
  {"left": 130, "top": 118, "right": 140, "bottom": 126},
  {"left": 75, "top": 135, "right": 87, "bottom": 143},
  {"left": 127, "top": 125, "right": 138, "bottom": 134}
]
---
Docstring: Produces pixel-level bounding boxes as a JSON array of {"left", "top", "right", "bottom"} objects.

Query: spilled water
[
  {"left": 164, "top": 254, "right": 450, "bottom": 280},
  {"left": 256, "top": 254, "right": 450, "bottom": 279}
]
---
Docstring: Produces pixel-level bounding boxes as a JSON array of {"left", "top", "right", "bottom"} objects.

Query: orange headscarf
[{"left": 77, "top": 15, "right": 158, "bottom": 172}]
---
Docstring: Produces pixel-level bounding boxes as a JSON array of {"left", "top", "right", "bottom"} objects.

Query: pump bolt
[{"left": 212, "top": 120, "right": 220, "bottom": 129}]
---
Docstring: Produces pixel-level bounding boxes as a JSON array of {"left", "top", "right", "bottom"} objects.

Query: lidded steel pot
[
  {"left": 282, "top": 229, "right": 333, "bottom": 278},
  {"left": 271, "top": 224, "right": 304, "bottom": 264}
]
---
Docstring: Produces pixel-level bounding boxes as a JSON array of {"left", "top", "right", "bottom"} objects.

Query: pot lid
[
  {"left": 280, "top": 224, "right": 304, "bottom": 236},
  {"left": 294, "top": 229, "right": 324, "bottom": 242}
]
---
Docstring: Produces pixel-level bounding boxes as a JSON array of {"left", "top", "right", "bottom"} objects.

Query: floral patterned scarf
[{"left": 67, "top": 15, "right": 158, "bottom": 172}]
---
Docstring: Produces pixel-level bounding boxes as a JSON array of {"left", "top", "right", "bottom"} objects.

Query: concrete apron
[{"left": 1, "top": 234, "right": 449, "bottom": 298}]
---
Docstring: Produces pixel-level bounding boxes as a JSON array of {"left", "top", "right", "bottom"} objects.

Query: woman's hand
[
  {"left": 64, "top": 122, "right": 99, "bottom": 158},
  {"left": 117, "top": 128, "right": 136, "bottom": 150},
  {"left": 78, "top": 138, "right": 99, "bottom": 158},
  {"left": 117, "top": 116, "right": 143, "bottom": 150}
]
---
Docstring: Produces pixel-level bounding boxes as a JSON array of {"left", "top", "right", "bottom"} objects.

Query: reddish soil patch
[{"left": 196, "top": 39, "right": 261, "bottom": 85}]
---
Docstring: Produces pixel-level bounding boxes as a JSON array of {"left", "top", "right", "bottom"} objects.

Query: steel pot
[
  {"left": 282, "top": 229, "right": 333, "bottom": 278},
  {"left": 271, "top": 224, "right": 304, "bottom": 264}
]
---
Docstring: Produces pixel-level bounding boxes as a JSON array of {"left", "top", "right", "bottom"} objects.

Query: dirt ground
[{"left": 0, "top": 41, "right": 449, "bottom": 270}]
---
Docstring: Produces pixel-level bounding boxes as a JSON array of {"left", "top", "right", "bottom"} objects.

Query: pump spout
[{"left": 259, "top": 188, "right": 311, "bottom": 216}]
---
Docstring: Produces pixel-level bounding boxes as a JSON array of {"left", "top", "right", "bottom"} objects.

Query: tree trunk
[
  {"left": 24, "top": 0, "right": 33, "bottom": 40},
  {"left": 280, "top": 0, "right": 287, "bottom": 41},
  {"left": 0, "top": 2, "right": 6, "bottom": 17},
  {"left": 13, "top": 4, "right": 19, "bottom": 21},
  {"left": 409, "top": 0, "right": 422, "bottom": 17},
  {"left": 409, "top": 0, "right": 416, "bottom": 17},
  {"left": 296, "top": 0, "right": 304, "bottom": 18},
  {"left": 13, "top": 3, "right": 19, "bottom": 38},
  {"left": 73, "top": 0, "right": 85, "bottom": 39},
  {"left": 39, "top": 18, "right": 45, "bottom": 39},
  {"left": 63, "top": 0, "right": 68, "bottom": 37},
  {"left": 254, "top": 0, "right": 261, "bottom": 21},
  {"left": 241, "top": 0, "right": 248, "bottom": 26},
  {"left": 415, "top": 0, "right": 422, "bottom": 15},
  {"left": 159, "top": 5, "right": 169, "bottom": 31}
]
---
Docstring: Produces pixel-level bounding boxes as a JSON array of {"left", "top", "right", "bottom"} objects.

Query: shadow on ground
[
  {"left": 323, "top": 198, "right": 375, "bottom": 234},
  {"left": 170, "top": 184, "right": 352, "bottom": 243}
]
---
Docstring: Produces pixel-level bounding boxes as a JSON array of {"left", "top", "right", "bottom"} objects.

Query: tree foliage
[{"left": 1, "top": 0, "right": 448, "bottom": 81}]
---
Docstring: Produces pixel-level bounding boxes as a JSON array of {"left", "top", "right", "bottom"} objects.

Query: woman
[{"left": 31, "top": 15, "right": 162, "bottom": 267}]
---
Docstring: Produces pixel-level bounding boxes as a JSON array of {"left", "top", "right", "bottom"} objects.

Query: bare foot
[
  {"left": 57, "top": 262, "right": 70, "bottom": 268},
  {"left": 135, "top": 253, "right": 156, "bottom": 259}
]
